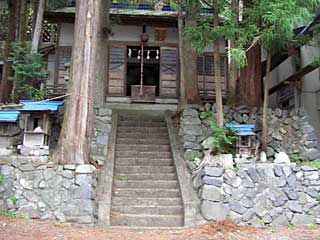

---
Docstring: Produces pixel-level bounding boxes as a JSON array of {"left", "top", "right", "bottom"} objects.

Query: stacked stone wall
[
  {"left": 0, "top": 157, "right": 97, "bottom": 224},
  {"left": 91, "top": 107, "right": 112, "bottom": 166},
  {"left": 179, "top": 104, "right": 320, "bottom": 170},
  {"left": 193, "top": 163, "right": 320, "bottom": 226}
]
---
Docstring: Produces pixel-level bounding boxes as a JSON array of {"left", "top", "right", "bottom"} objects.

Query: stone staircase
[{"left": 110, "top": 112, "right": 184, "bottom": 227}]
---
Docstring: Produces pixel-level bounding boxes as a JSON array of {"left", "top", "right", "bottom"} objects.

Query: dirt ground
[{"left": 1, "top": 217, "right": 320, "bottom": 240}]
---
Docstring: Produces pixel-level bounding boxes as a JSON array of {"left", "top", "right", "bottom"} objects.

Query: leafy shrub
[
  {"left": 202, "top": 122, "right": 238, "bottom": 155},
  {"left": 8, "top": 41, "right": 48, "bottom": 102}
]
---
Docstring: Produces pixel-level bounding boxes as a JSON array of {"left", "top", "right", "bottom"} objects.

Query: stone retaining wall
[
  {"left": 179, "top": 105, "right": 320, "bottom": 169},
  {"left": 90, "top": 107, "right": 112, "bottom": 166},
  {"left": 193, "top": 163, "right": 320, "bottom": 226},
  {"left": 0, "top": 157, "right": 97, "bottom": 224}
]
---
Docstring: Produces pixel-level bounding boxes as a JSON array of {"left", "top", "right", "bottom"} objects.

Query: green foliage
[
  {"left": 8, "top": 41, "right": 48, "bottom": 102},
  {"left": 7, "top": 195, "right": 17, "bottom": 205},
  {"left": 290, "top": 154, "right": 304, "bottom": 163},
  {"left": 1, "top": 210, "right": 16, "bottom": 218},
  {"left": 0, "top": 174, "right": 5, "bottom": 184},
  {"left": 299, "top": 160, "right": 320, "bottom": 168},
  {"left": 203, "top": 122, "right": 238, "bottom": 155}
]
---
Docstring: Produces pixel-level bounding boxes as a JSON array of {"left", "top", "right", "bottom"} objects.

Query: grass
[{"left": 298, "top": 160, "right": 320, "bottom": 168}]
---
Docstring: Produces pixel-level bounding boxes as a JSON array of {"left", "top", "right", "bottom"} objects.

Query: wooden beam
[{"left": 269, "top": 62, "right": 320, "bottom": 95}]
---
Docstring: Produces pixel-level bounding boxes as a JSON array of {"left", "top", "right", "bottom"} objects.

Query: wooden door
[
  {"left": 160, "top": 47, "right": 178, "bottom": 98},
  {"left": 108, "top": 46, "right": 126, "bottom": 96}
]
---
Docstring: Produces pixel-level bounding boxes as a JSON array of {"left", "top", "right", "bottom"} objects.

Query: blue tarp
[
  {"left": 225, "top": 124, "right": 256, "bottom": 136},
  {"left": 0, "top": 111, "right": 20, "bottom": 123},
  {"left": 19, "top": 100, "right": 64, "bottom": 112}
]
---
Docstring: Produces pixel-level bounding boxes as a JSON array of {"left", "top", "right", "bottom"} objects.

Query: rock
[
  {"left": 247, "top": 167, "right": 260, "bottom": 182},
  {"left": 201, "top": 201, "right": 229, "bottom": 221},
  {"left": 75, "top": 174, "right": 93, "bottom": 186},
  {"left": 54, "top": 210, "right": 66, "bottom": 222},
  {"left": 274, "top": 165, "right": 283, "bottom": 177},
  {"left": 302, "top": 149, "right": 320, "bottom": 161},
  {"left": 282, "top": 166, "right": 292, "bottom": 178},
  {"left": 19, "top": 164, "right": 35, "bottom": 172},
  {"left": 183, "top": 117, "right": 201, "bottom": 125},
  {"left": 201, "top": 185, "right": 222, "bottom": 202},
  {"left": 287, "top": 174, "right": 297, "bottom": 187},
  {"left": 262, "top": 214, "right": 273, "bottom": 224},
  {"left": 271, "top": 215, "right": 289, "bottom": 227},
  {"left": 203, "top": 167, "right": 224, "bottom": 177},
  {"left": 183, "top": 125, "right": 203, "bottom": 136},
  {"left": 306, "top": 188, "right": 318, "bottom": 199},
  {"left": 23, "top": 191, "right": 40, "bottom": 203},
  {"left": 291, "top": 214, "right": 315, "bottom": 226},
  {"left": 202, "top": 176, "right": 223, "bottom": 187},
  {"left": 98, "top": 108, "right": 112, "bottom": 117},
  {"left": 287, "top": 201, "right": 303, "bottom": 213},
  {"left": 260, "top": 151, "right": 267, "bottom": 162},
  {"left": 242, "top": 179, "right": 255, "bottom": 188},
  {"left": 20, "top": 179, "right": 33, "bottom": 190},
  {"left": 274, "top": 152, "right": 290, "bottom": 164},
  {"left": 274, "top": 108, "right": 282, "bottom": 118},
  {"left": 283, "top": 189, "right": 298, "bottom": 200},
  {"left": 301, "top": 166, "right": 317, "bottom": 171},
  {"left": 206, "top": 154, "right": 234, "bottom": 169},
  {"left": 75, "top": 165, "right": 96, "bottom": 174},
  {"left": 242, "top": 209, "right": 255, "bottom": 222},
  {"left": 63, "top": 165, "right": 76, "bottom": 170},
  {"left": 16, "top": 203, "right": 40, "bottom": 219},
  {"left": 230, "top": 202, "right": 246, "bottom": 215},
  {"left": 231, "top": 177, "right": 243, "bottom": 188},
  {"left": 183, "top": 109, "right": 199, "bottom": 118},
  {"left": 233, "top": 112, "right": 243, "bottom": 123},
  {"left": 62, "top": 170, "right": 74, "bottom": 179},
  {"left": 272, "top": 131, "right": 283, "bottom": 141},
  {"left": 304, "top": 171, "right": 319, "bottom": 181},
  {"left": 96, "top": 135, "right": 109, "bottom": 145}
]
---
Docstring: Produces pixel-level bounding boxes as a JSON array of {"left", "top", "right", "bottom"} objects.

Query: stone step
[
  {"left": 119, "top": 116, "right": 164, "bottom": 122},
  {"left": 117, "top": 132, "right": 168, "bottom": 139},
  {"left": 118, "top": 121, "right": 166, "bottom": 127},
  {"left": 116, "top": 151, "right": 172, "bottom": 158},
  {"left": 115, "top": 173, "right": 177, "bottom": 181},
  {"left": 116, "top": 144, "right": 171, "bottom": 152},
  {"left": 114, "top": 180, "right": 179, "bottom": 189},
  {"left": 115, "top": 158, "right": 173, "bottom": 166},
  {"left": 115, "top": 165, "right": 175, "bottom": 174},
  {"left": 111, "top": 214, "right": 184, "bottom": 227},
  {"left": 112, "top": 197, "right": 182, "bottom": 206},
  {"left": 112, "top": 205, "right": 183, "bottom": 215},
  {"left": 113, "top": 188, "right": 180, "bottom": 198},
  {"left": 117, "top": 126, "right": 168, "bottom": 133},
  {"left": 116, "top": 138, "right": 170, "bottom": 145}
]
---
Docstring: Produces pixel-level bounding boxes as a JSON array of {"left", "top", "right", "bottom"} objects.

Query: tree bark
[
  {"left": 31, "top": 0, "right": 45, "bottom": 52},
  {"left": 262, "top": 51, "right": 271, "bottom": 152},
  {"left": 93, "top": 0, "right": 110, "bottom": 106},
  {"left": 184, "top": 18, "right": 202, "bottom": 104},
  {"left": 238, "top": 43, "right": 262, "bottom": 107},
  {"left": 228, "top": 0, "right": 239, "bottom": 100},
  {"left": 18, "top": 0, "right": 29, "bottom": 42},
  {"left": 213, "top": 3, "right": 223, "bottom": 128},
  {"left": 32, "top": 0, "right": 39, "bottom": 37},
  {"left": 0, "top": 0, "right": 18, "bottom": 103},
  {"left": 177, "top": 0, "right": 187, "bottom": 107},
  {"left": 53, "top": 0, "right": 108, "bottom": 165}
]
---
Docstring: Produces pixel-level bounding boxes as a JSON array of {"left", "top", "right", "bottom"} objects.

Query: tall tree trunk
[
  {"left": 213, "top": 3, "right": 223, "bottom": 128},
  {"left": 32, "top": 0, "right": 39, "bottom": 37},
  {"left": 262, "top": 51, "right": 271, "bottom": 152},
  {"left": 93, "top": 0, "right": 110, "bottom": 106},
  {"left": 238, "top": 43, "right": 262, "bottom": 107},
  {"left": 228, "top": 0, "right": 239, "bottom": 100},
  {"left": 53, "top": 0, "right": 108, "bottom": 165},
  {"left": 177, "top": 0, "right": 186, "bottom": 107},
  {"left": 184, "top": 18, "right": 202, "bottom": 104},
  {"left": 0, "top": 0, "right": 18, "bottom": 103},
  {"left": 18, "top": 0, "right": 28, "bottom": 42},
  {"left": 31, "top": 0, "right": 45, "bottom": 52}
]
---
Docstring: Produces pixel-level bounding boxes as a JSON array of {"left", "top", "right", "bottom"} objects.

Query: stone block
[
  {"left": 201, "top": 201, "right": 229, "bottom": 221},
  {"left": 201, "top": 185, "right": 221, "bottom": 202},
  {"left": 75, "top": 165, "right": 96, "bottom": 174},
  {"left": 291, "top": 214, "right": 315, "bottom": 225},
  {"left": 203, "top": 166, "right": 224, "bottom": 177}
]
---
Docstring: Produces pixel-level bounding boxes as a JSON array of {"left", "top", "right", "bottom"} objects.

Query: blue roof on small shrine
[
  {"left": 0, "top": 111, "right": 20, "bottom": 123},
  {"left": 19, "top": 100, "right": 64, "bottom": 112},
  {"left": 225, "top": 124, "right": 256, "bottom": 136}
]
